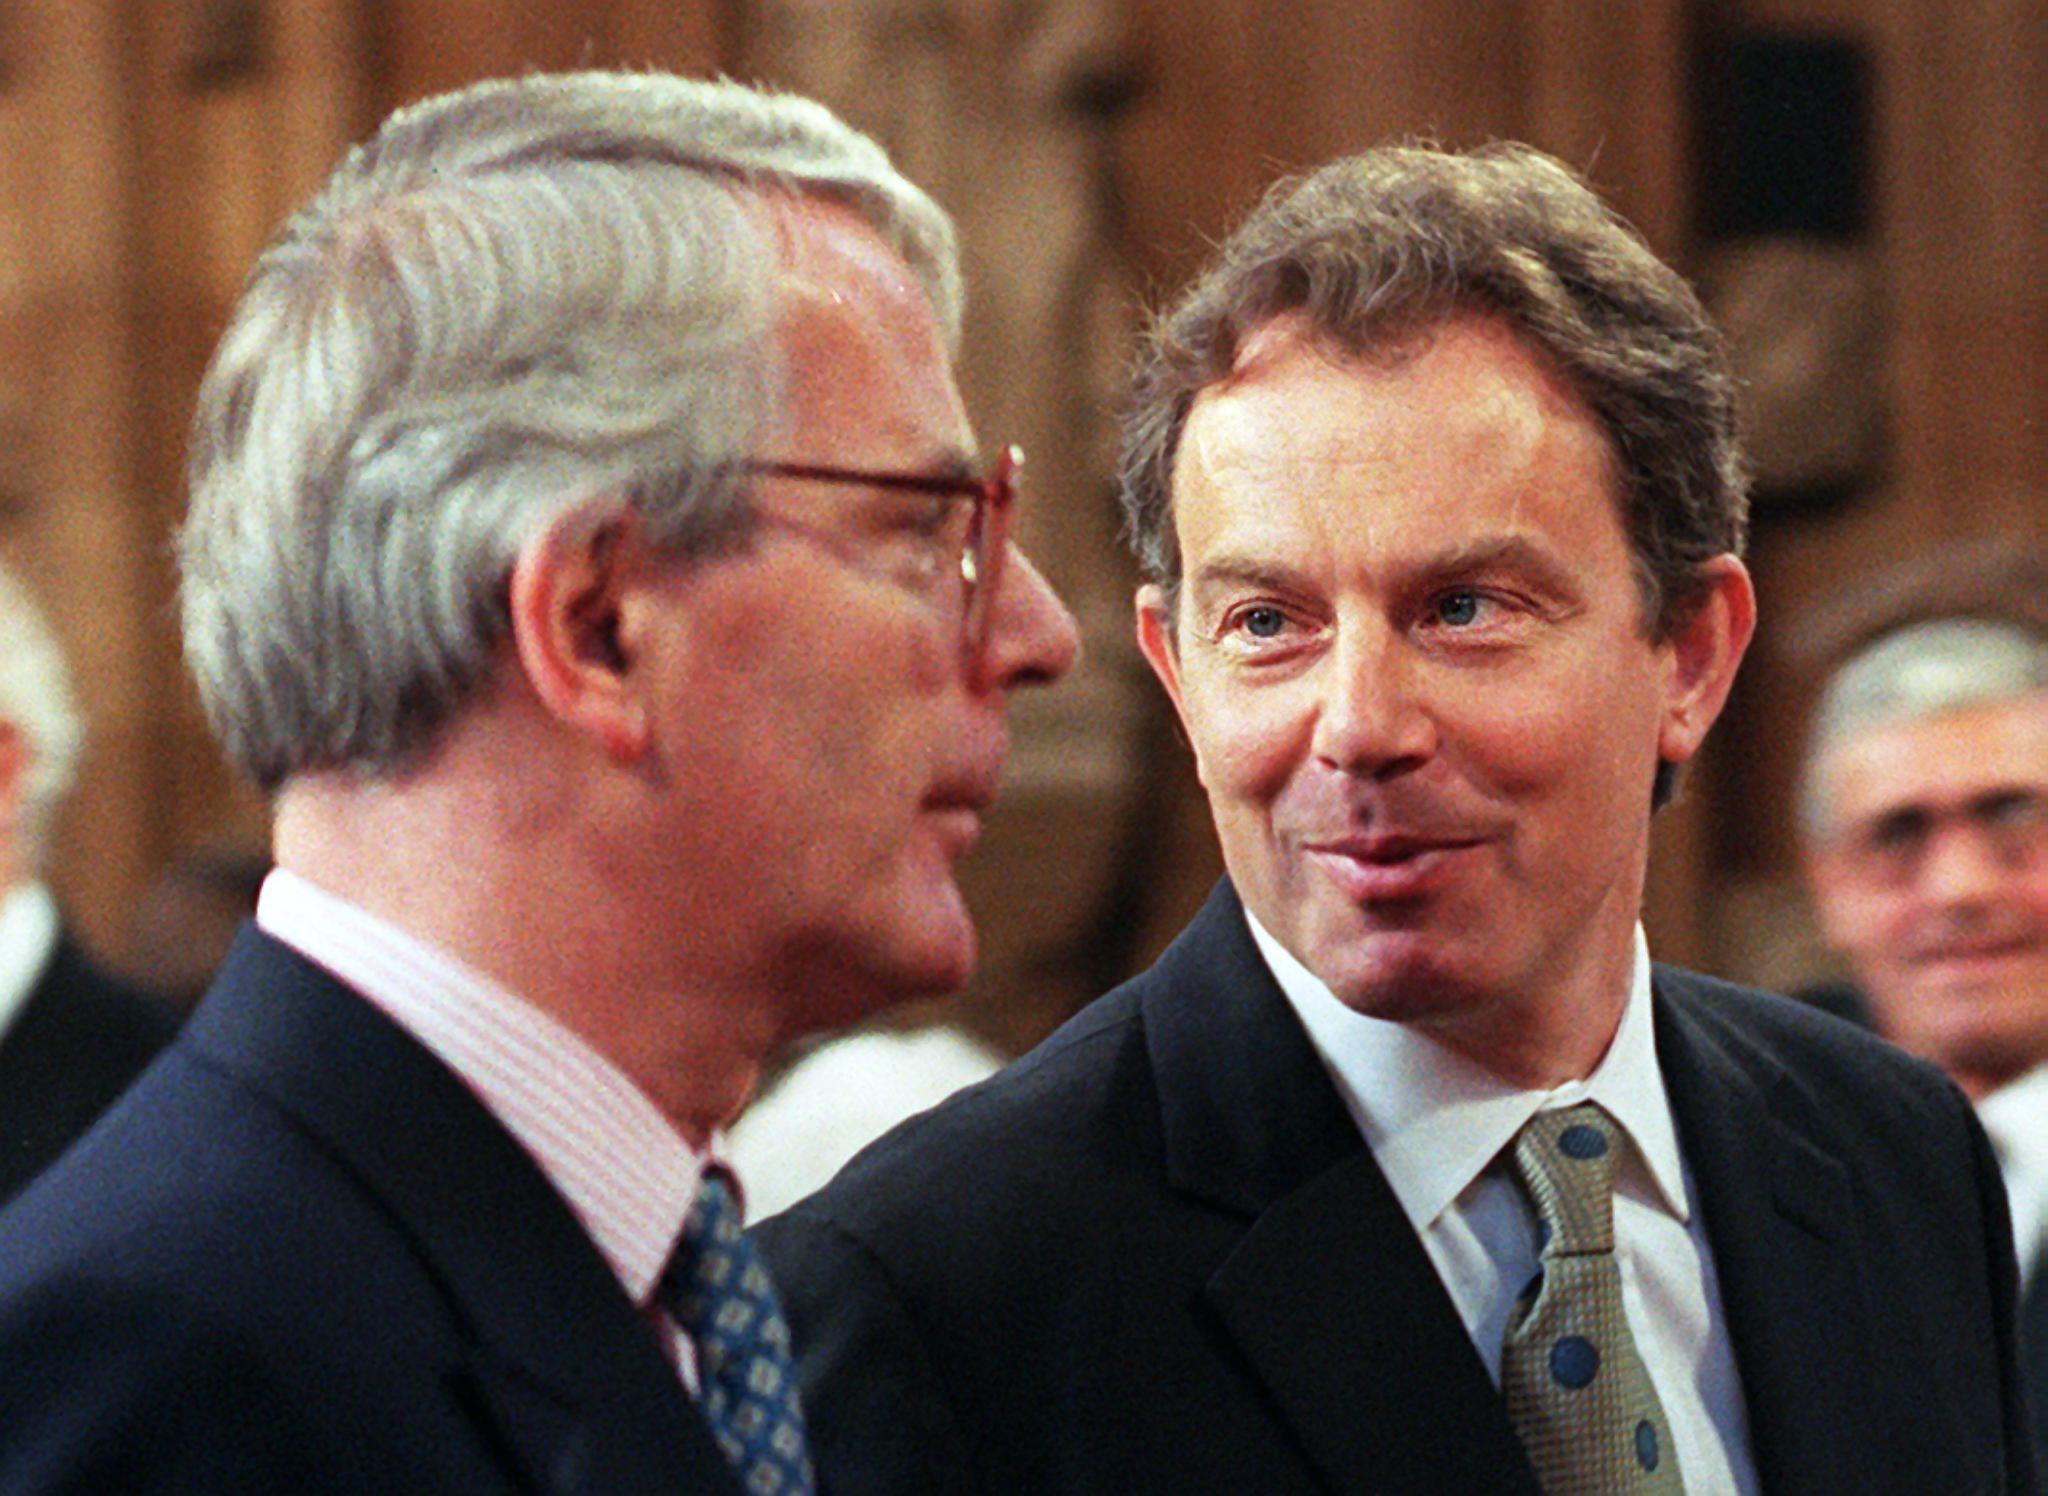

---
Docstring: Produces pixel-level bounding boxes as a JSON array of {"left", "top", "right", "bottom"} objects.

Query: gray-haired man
[
  {"left": 0, "top": 71, "right": 1075, "bottom": 1492},
  {"left": 1799, "top": 547, "right": 2048, "bottom": 1461}
]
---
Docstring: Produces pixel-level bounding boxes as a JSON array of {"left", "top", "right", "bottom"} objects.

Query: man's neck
[
  {"left": 1416, "top": 929, "right": 1642, "bottom": 1090},
  {"left": 272, "top": 773, "right": 775, "bottom": 1146},
  {"left": 1955, "top": 1063, "right": 2027, "bottom": 1104}
]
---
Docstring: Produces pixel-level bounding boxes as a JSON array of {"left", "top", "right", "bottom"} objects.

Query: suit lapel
[
  {"left": 183, "top": 927, "right": 739, "bottom": 1496},
  {"left": 1655, "top": 970, "right": 1880, "bottom": 1493},
  {"left": 1146, "top": 883, "right": 1538, "bottom": 1494}
]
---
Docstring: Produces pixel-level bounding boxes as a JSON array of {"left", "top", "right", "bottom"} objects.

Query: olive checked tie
[
  {"left": 1500, "top": 1104, "right": 1683, "bottom": 1494},
  {"left": 659, "top": 1171, "right": 817, "bottom": 1496}
]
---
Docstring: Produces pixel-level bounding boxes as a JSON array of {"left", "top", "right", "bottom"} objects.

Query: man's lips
[
  {"left": 1303, "top": 833, "right": 1487, "bottom": 899},
  {"left": 1911, "top": 934, "right": 2042, "bottom": 976},
  {"left": 924, "top": 763, "right": 1001, "bottom": 856},
  {"left": 924, "top": 803, "right": 986, "bottom": 856}
]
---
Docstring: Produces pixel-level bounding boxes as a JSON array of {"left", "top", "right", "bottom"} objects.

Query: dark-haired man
[{"left": 760, "top": 145, "right": 2033, "bottom": 1493}]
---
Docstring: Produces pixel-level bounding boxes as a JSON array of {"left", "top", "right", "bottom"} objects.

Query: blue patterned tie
[{"left": 659, "top": 1171, "right": 817, "bottom": 1496}]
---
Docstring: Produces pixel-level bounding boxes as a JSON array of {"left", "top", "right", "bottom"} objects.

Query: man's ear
[
  {"left": 1656, "top": 554, "right": 1757, "bottom": 769},
  {"left": 506, "top": 507, "right": 653, "bottom": 763},
  {"left": 1134, "top": 583, "right": 1200, "bottom": 756}
]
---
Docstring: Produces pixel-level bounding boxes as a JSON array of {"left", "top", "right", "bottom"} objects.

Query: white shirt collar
[
  {"left": 1246, "top": 909, "right": 1690, "bottom": 1234},
  {"left": 0, "top": 881, "right": 61, "bottom": 1047},
  {"left": 1975, "top": 1061, "right": 2048, "bottom": 1278},
  {"left": 257, "top": 869, "right": 710, "bottom": 1305}
]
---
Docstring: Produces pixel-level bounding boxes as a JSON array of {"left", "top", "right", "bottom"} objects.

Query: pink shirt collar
[{"left": 256, "top": 868, "right": 708, "bottom": 1307}]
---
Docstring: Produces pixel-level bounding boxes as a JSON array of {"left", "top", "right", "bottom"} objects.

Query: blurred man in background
[
  {"left": 0, "top": 559, "right": 174, "bottom": 1203},
  {"left": 0, "top": 70, "right": 1075, "bottom": 1492},
  {"left": 1799, "top": 541, "right": 2048, "bottom": 1455}
]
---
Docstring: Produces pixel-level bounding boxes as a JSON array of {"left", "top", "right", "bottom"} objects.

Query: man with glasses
[
  {"left": 0, "top": 72, "right": 1074, "bottom": 1492},
  {"left": 1798, "top": 543, "right": 2048, "bottom": 1455}
]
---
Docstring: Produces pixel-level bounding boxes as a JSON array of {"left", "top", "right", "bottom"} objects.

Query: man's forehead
[
  {"left": 757, "top": 192, "right": 971, "bottom": 461},
  {"left": 1825, "top": 694, "right": 2048, "bottom": 817},
  {"left": 759, "top": 195, "right": 935, "bottom": 327},
  {"left": 1180, "top": 314, "right": 1591, "bottom": 478},
  {"left": 1171, "top": 312, "right": 1620, "bottom": 572}
]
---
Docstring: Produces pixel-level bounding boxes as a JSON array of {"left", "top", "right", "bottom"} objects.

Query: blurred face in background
[{"left": 1805, "top": 691, "right": 2048, "bottom": 1097}]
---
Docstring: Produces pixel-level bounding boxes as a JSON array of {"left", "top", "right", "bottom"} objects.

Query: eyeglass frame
[
  {"left": 1828, "top": 786, "right": 2048, "bottom": 889},
  {"left": 739, "top": 445, "right": 1020, "bottom": 670}
]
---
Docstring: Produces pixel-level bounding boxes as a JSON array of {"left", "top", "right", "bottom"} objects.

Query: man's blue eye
[
  {"left": 1436, "top": 591, "right": 1482, "bottom": 626},
  {"left": 1241, "top": 607, "right": 1287, "bottom": 639}
]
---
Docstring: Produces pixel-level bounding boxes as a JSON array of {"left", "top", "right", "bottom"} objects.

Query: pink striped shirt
[{"left": 256, "top": 868, "right": 711, "bottom": 1383}]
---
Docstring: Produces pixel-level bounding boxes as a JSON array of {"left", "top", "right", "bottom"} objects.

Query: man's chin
[
  {"left": 1918, "top": 1016, "right": 2048, "bottom": 1085},
  {"left": 778, "top": 902, "right": 977, "bottom": 1038},
  {"left": 1311, "top": 932, "right": 1493, "bottom": 1026}
]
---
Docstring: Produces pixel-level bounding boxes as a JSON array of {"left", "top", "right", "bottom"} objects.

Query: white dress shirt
[
  {"left": 0, "top": 881, "right": 60, "bottom": 1049},
  {"left": 1977, "top": 1062, "right": 2048, "bottom": 1291},
  {"left": 1247, "top": 911, "right": 1759, "bottom": 1494},
  {"left": 258, "top": 869, "right": 715, "bottom": 1384}
]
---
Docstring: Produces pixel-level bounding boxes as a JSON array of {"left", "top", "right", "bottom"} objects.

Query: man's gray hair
[
  {"left": 1119, "top": 141, "right": 1748, "bottom": 639},
  {"left": 0, "top": 560, "right": 83, "bottom": 866},
  {"left": 1800, "top": 618, "right": 2048, "bottom": 838},
  {"left": 181, "top": 71, "right": 960, "bottom": 791}
]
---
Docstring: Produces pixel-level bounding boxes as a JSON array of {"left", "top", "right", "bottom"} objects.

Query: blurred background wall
[{"left": 0, "top": 0, "right": 2038, "bottom": 1045}]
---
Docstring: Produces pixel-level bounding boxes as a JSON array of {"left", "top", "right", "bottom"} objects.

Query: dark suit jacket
[
  {"left": 0, "top": 927, "right": 177, "bottom": 1203},
  {"left": 1795, "top": 974, "right": 2048, "bottom": 1488},
  {"left": 758, "top": 880, "right": 2035, "bottom": 1494},
  {"left": 2028, "top": 1275, "right": 2048, "bottom": 1493},
  {"left": 0, "top": 926, "right": 740, "bottom": 1494}
]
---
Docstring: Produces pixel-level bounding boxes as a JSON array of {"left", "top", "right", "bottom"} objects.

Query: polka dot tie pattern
[
  {"left": 660, "top": 1172, "right": 818, "bottom": 1496},
  {"left": 1499, "top": 1104, "right": 1684, "bottom": 1494}
]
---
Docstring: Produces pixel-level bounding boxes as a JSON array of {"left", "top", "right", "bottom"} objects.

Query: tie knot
[
  {"left": 660, "top": 1169, "right": 817, "bottom": 1495},
  {"left": 678, "top": 1169, "right": 745, "bottom": 1260},
  {"left": 1512, "top": 1103, "right": 1620, "bottom": 1256},
  {"left": 662, "top": 1170, "right": 769, "bottom": 1333}
]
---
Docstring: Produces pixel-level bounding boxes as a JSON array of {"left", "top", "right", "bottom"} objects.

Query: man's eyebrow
[
  {"left": 1420, "top": 534, "right": 1578, "bottom": 593},
  {"left": 1861, "top": 783, "right": 2048, "bottom": 822},
  {"left": 1185, "top": 536, "right": 1578, "bottom": 597},
  {"left": 1184, "top": 555, "right": 1319, "bottom": 598}
]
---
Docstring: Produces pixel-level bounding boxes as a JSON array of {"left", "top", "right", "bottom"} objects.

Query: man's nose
[
  {"left": 1310, "top": 624, "right": 1436, "bottom": 776},
  {"left": 1915, "top": 821, "right": 2011, "bottom": 906},
  {"left": 975, "top": 544, "right": 1081, "bottom": 693}
]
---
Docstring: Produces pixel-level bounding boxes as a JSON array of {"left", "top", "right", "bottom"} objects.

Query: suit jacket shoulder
[
  {"left": 760, "top": 891, "right": 2036, "bottom": 1495},
  {"left": 0, "top": 927, "right": 738, "bottom": 1495},
  {"left": 1650, "top": 963, "right": 2034, "bottom": 1493},
  {"left": 1712, "top": 963, "right": 2048, "bottom": 1475},
  {"left": 758, "top": 883, "right": 1535, "bottom": 1495}
]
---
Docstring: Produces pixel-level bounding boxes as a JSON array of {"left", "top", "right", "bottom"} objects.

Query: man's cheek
[{"left": 1187, "top": 698, "right": 1305, "bottom": 803}]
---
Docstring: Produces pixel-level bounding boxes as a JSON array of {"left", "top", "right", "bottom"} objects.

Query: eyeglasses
[
  {"left": 742, "top": 445, "right": 1019, "bottom": 669},
  {"left": 1835, "top": 789, "right": 2048, "bottom": 888}
]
